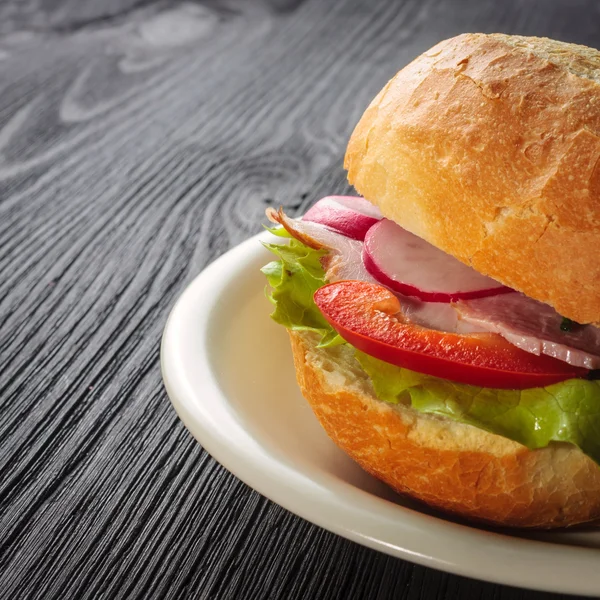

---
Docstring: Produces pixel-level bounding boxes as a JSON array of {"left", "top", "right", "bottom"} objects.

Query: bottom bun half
[{"left": 288, "top": 330, "right": 600, "bottom": 528}]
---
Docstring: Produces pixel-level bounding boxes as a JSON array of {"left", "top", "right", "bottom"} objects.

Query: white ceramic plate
[{"left": 161, "top": 232, "right": 600, "bottom": 597}]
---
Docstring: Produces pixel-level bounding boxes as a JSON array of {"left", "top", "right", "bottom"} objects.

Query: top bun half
[{"left": 345, "top": 33, "right": 600, "bottom": 324}]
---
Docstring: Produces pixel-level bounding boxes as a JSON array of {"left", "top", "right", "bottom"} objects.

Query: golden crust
[
  {"left": 345, "top": 33, "right": 600, "bottom": 324},
  {"left": 289, "top": 330, "right": 600, "bottom": 528}
]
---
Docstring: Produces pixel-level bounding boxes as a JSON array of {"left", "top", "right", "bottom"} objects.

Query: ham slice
[
  {"left": 455, "top": 294, "right": 600, "bottom": 370},
  {"left": 266, "top": 207, "right": 376, "bottom": 283}
]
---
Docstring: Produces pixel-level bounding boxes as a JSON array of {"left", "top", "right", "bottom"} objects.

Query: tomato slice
[{"left": 313, "top": 281, "right": 588, "bottom": 389}]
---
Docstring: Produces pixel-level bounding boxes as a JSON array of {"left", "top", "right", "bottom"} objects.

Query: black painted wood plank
[{"left": 1, "top": 1, "right": 599, "bottom": 598}]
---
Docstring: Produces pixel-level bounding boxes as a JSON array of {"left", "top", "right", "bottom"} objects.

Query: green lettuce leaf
[
  {"left": 356, "top": 351, "right": 600, "bottom": 464},
  {"left": 261, "top": 230, "right": 600, "bottom": 464},
  {"left": 261, "top": 231, "right": 343, "bottom": 348}
]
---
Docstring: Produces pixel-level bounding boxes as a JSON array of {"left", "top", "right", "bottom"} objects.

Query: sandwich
[{"left": 261, "top": 33, "right": 600, "bottom": 528}]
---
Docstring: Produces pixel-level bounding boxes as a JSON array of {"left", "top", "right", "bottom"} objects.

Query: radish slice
[
  {"left": 302, "top": 196, "right": 382, "bottom": 241},
  {"left": 363, "top": 219, "right": 512, "bottom": 303}
]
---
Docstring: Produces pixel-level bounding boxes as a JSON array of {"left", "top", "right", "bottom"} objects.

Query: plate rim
[{"left": 161, "top": 231, "right": 600, "bottom": 597}]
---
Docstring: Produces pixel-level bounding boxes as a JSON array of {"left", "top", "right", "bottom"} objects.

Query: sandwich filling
[
  {"left": 262, "top": 197, "right": 600, "bottom": 466},
  {"left": 268, "top": 198, "right": 600, "bottom": 369}
]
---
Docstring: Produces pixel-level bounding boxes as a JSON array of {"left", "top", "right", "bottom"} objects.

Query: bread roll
[
  {"left": 289, "top": 330, "right": 600, "bottom": 528},
  {"left": 345, "top": 33, "right": 600, "bottom": 324}
]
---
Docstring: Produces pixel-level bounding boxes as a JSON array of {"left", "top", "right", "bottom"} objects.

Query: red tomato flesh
[{"left": 313, "top": 281, "right": 588, "bottom": 389}]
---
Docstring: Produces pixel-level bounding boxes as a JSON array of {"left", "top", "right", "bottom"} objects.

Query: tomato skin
[{"left": 313, "top": 281, "right": 588, "bottom": 389}]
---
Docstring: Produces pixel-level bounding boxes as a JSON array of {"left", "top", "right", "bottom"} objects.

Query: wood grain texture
[{"left": 0, "top": 0, "right": 599, "bottom": 598}]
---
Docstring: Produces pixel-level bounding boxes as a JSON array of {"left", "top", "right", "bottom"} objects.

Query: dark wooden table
[{"left": 2, "top": 1, "right": 599, "bottom": 598}]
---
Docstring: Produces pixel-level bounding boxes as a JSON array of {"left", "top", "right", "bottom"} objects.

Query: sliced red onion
[
  {"left": 302, "top": 196, "right": 382, "bottom": 241},
  {"left": 363, "top": 219, "right": 512, "bottom": 303}
]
